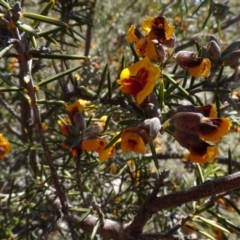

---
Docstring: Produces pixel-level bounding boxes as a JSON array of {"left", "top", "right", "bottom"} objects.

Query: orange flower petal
[
  {"left": 142, "top": 16, "right": 175, "bottom": 41},
  {"left": 121, "top": 130, "right": 146, "bottom": 154},
  {"left": 189, "top": 143, "right": 219, "bottom": 163},
  {"left": 196, "top": 104, "right": 217, "bottom": 118},
  {"left": 66, "top": 99, "right": 84, "bottom": 117},
  {"left": 98, "top": 146, "right": 115, "bottom": 163},
  {"left": 0, "top": 134, "right": 11, "bottom": 159},
  {"left": 188, "top": 58, "right": 211, "bottom": 78},
  {"left": 175, "top": 51, "right": 211, "bottom": 78},
  {"left": 135, "top": 37, "right": 158, "bottom": 60},
  {"left": 117, "top": 57, "right": 160, "bottom": 104},
  {"left": 197, "top": 118, "right": 232, "bottom": 142},
  {"left": 126, "top": 25, "right": 140, "bottom": 43},
  {"left": 81, "top": 138, "right": 107, "bottom": 152}
]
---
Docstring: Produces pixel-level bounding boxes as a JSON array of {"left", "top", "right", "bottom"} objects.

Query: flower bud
[
  {"left": 67, "top": 125, "right": 79, "bottom": 136},
  {"left": 168, "top": 112, "right": 203, "bottom": 133},
  {"left": 73, "top": 112, "right": 86, "bottom": 131},
  {"left": 175, "top": 51, "right": 211, "bottom": 78},
  {"left": 221, "top": 40, "right": 240, "bottom": 57},
  {"left": 171, "top": 127, "right": 200, "bottom": 149},
  {"left": 207, "top": 40, "right": 221, "bottom": 60},
  {"left": 153, "top": 41, "right": 166, "bottom": 62},
  {"left": 221, "top": 50, "right": 240, "bottom": 68}
]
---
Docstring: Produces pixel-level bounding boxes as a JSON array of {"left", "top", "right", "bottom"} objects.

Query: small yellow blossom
[
  {"left": 141, "top": 16, "right": 175, "bottom": 41},
  {"left": 81, "top": 138, "right": 114, "bottom": 162},
  {"left": 66, "top": 99, "right": 84, "bottom": 117},
  {"left": 57, "top": 118, "right": 72, "bottom": 136},
  {"left": 175, "top": 51, "right": 211, "bottom": 78},
  {"left": 117, "top": 57, "right": 160, "bottom": 104},
  {"left": 0, "top": 134, "right": 11, "bottom": 159},
  {"left": 121, "top": 128, "right": 146, "bottom": 154}
]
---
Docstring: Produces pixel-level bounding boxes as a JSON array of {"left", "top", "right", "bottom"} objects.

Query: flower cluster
[
  {"left": 162, "top": 105, "right": 231, "bottom": 163},
  {"left": 127, "top": 16, "right": 175, "bottom": 61},
  {"left": 0, "top": 134, "right": 11, "bottom": 159},
  {"left": 60, "top": 100, "right": 115, "bottom": 162},
  {"left": 116, "top": 15, "right": 231, "bottom": 158}
]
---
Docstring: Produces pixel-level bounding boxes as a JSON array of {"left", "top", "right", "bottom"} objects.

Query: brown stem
[
  {"left": 147, "top": 171, "right": 240, "bottom": 212},
  {"left": 68, "top": 171, "right": 240, "bottom": 239},
  {"left": 8, "top": 2, "right": 69, "bottom": 215}
]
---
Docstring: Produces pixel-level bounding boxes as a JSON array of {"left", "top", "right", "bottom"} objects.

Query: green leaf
[
  {"left": 107, "top": 70, "right": 112, "bottom": 99},
  {"left": 36, "top": 100, "right": 65, "bottom": 105},
  {"left": 91, "top": 219, "right": 100, "bottom": 239},
  {"left": 185, "top": 224, "right": 215, "bottom": 240},
  {"left": 0, "top": 87, "right": 23, "bottom": 92},
  {"left": 163, "top": 73, "right": 189, "bottom": 97},
  {"left": 0, "top": 44, "right": 13, "bottom": 58},
  {"left": 194, "top": 202, "right": 215, "bottom": 214},
  {"left": 30, "top": 0, "right": 56, "bottom": 28},
  {"left": 194, "top": 215, "right": 230, "bottom": 235},
  {"left": 119, "top": 119, "right": 140, "bottom": 125},
  {"left": 103, "top": 113, "right": 112, "bottom": 133},
  {"left": 223, "top": 197, "right": 240, "bottom": 216},
  {"left": 208, "top": 210, "right": 240, "bottom": 232},
  {"left": 195, "top": 163, "right": 204, "bottom": 184},
  {"left": 16, "top": 22, "right": 38, "bottom": 36},
  {"left": 31, "top": 53, "right": 86, "bottom": 60},
  {"left": 37, "top": 26, "right": 62, "bottom": 37},
  {"left": 74, "top": 209, "right": 91, "bottom": 223},
  {"left": 22, "top": 12, "right": 69, "bottom": 27},
  {"left": 191, "top": 0, "right": 207, "bottom": 17},
  {"left": 38, "top": 65, "right": 81, "bottom": 87},
  {"left": 96, "top": 63, "right": 108, "bottom": 97},
  {"left": 0, "top": 0, "right": 10, "bottom": 9},
  {"left": 201, "top": 3, "right": 213, "bottom": 29},
  {"left": 228, "top": 149, "right": 232, "bottom": 174},
  {"left": 104, "top": 132, "right": 121, "bottom": 150},
  {"left": 129, "top": 43, "right": 139, "bottom": 62},
  {"left": 158, "top": 79, "right": 165, "bottom": 109},
  {"left": 149, "top": 141, "right": 159, "bottom": 173}
]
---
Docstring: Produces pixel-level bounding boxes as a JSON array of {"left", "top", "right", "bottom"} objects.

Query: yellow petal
[
  {"left": 117, "top": 57, "right": 160, "bottom": 104},
  {"left": 98, "top": 146, "right": 115, "bottom": 163},
  {"left": 189, "top": 145, "right": 219, "bottom": 163},
  {"left": 198, "top": 118, "right": 232, "bottom": 142},
  {"left": 126, "top": 25, "right": 139, "bottom": 43},
  {"left": 141, "top": 17, "right": 153, "bottom": 35},
  {"left": 121, "top": 130, "right": 146, "bottom": 153},
  {"left": 81, "top": 138, "right": 106, "bottom": 152},
  {"left": 66, "top": 99, "right": 84, "bottom": 117},
  {"left": 135, "top": 37, "right": 159, "bottom": 60},
  {"left": 188, "top": 58, "right": 211, "bottom": 78},
  {"left": 0, "top": 139, "right": 11, "bottom": 159}
]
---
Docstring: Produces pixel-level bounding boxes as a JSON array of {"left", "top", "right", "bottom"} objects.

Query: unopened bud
[
  {"left": 67, "top": 125, "right": 79, "bottom": 136},
  {"left": 221, "top": 40, "right": 240, "bottom": 57},
  {"left": 73, "top": 112, "right": 86, "bottom": 131},
  {"left": 207, "top": 40, "right": 221, "bottom": 60},
  {"left": 170, "top": 112, "right": 203, "bottom": 133},
  {"left": 221, "top": 50, "right": 240, "bottom": 68}
]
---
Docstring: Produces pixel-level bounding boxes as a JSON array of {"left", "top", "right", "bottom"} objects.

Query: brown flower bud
[
  {"left": 207, "top": 40, "right": 221, "bottom": 60},
  {"left": 221, "top": 50, "right": 240, "bottom": 68},
  {"left": 73, "top": 112, "right": 86, "bottom": 131},
  {"left": 221, "top": 40, "right": 240, "bottom": 57}
]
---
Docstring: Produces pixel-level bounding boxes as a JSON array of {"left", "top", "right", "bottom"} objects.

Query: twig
[
  {"left": 147, "top": 171, "right": 240, "bottom": 212},
  {"left": 127, "top": 170, "right": 169, "bottom": 234}
]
